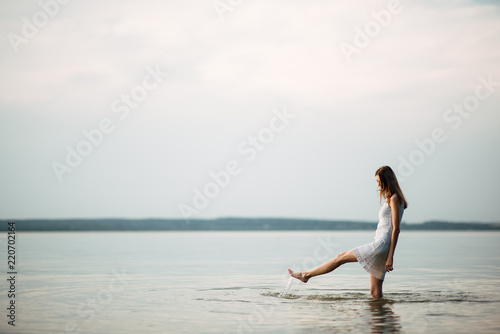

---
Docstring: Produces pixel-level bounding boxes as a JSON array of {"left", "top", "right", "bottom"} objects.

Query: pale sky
[{"left": 1, "top": 0, "right": 499, "bottom": 223}]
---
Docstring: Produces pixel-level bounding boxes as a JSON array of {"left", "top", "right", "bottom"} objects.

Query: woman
[{"left": 288, "top": 166, "right": 408, "bottom": 299}]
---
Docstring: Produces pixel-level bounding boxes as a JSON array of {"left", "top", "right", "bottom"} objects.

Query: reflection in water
[{"left": 368, "top": 299, "right": 401, "bottom": 333}]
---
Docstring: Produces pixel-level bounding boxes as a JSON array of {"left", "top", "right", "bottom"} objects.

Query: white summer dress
[{"left": 353, "top": 201, "right": 404, "bottom": 281}]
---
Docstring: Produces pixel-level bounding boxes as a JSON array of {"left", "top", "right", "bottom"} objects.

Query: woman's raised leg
[{"left": 288, "top": 250, "right": 357, "bottom": 283}]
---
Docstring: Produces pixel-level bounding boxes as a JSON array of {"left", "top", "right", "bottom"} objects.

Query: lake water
[{"left": 1, "top": 231, "right": 500, "bottom": 333}]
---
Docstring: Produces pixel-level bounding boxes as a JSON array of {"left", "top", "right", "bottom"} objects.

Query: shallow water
[{"left": 1, "top": 231, "right": 499, "bottom": 333}]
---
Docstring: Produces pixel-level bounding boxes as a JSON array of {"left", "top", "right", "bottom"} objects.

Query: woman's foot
[{"left": 288, "top": 269, "right": 310, "bottom": 283}]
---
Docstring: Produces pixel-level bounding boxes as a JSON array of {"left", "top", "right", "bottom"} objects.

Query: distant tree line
[{"left": 1, "top": 218, "right": 499, "bottom": 231}]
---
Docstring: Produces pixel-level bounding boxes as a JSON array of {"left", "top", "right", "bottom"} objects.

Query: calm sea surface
[{"left": 1, "top": 231, "right": 500, "bottom": 333}]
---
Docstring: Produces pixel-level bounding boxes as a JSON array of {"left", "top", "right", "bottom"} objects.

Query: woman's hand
[{"left": 385, "top": 256, "right": 394, "bottom": 272}]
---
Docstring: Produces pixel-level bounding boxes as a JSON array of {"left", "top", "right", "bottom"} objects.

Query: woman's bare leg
[
  {"left": 288, "top": 250, "right": 357, "bottom": 283},
  {"left": 370, "top": 274, "right": 384, "bottom": 299}
]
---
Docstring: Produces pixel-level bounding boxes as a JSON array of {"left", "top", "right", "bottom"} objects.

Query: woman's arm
[{"left": 386, "top": 195, "right": 401, "bottom": 272}]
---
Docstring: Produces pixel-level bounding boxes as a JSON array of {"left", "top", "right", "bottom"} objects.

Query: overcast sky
[{"left": 0, "top": 0, "right": 499, "bottom": 223}]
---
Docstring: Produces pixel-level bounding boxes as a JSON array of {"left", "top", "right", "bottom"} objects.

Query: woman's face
[{"left": 376, "top": 175, "right": 381, "bottom": 190}]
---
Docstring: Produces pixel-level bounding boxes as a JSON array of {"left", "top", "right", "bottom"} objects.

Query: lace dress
[{"left": 352, "top": 201, "right": 404, "bottom": 280}]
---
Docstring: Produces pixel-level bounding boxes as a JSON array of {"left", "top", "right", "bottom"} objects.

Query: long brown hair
[{"left": 375, "top": 166, "right": 408, "bottom": 209}]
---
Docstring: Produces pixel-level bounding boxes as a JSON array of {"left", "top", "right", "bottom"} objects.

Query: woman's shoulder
[{"left": 388, "top": 194, "right": 401, "bottom": 208}]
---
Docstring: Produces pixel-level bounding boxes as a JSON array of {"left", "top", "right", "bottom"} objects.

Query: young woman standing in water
[{"left": 288, "top": 166, "right": 408, "bottom": 299}]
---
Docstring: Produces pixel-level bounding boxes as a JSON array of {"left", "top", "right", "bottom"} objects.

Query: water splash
[{"left": 280, "top": 277, "right": 294, "bottom": 298}]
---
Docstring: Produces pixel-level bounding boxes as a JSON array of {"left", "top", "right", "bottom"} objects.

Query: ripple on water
[{"left": 262, "top": 290, "right": 492, "bottom": 303}]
